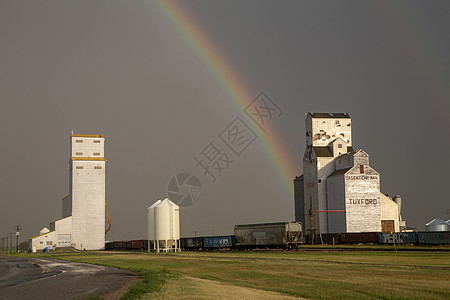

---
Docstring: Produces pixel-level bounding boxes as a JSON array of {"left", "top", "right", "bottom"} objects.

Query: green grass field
[{"left": 33, "top": 249, "right": 450, "bottom": 300}]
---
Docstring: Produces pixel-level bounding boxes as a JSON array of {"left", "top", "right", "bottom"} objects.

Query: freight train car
[
  {"left": 131, "top": 239, "right": 146, "bottom": 250},
  {"left": 180, "top": 237, "right": 203, "bottom": 250},
  {"left": 203, "top": 235, "right": 235, "bottom": 249},
  {"left": 105, "top": 241, "right": 114, "bottom": 250},
  {"left": 234, "top": 221, "right": 303, "bottom": 249},
  {"left": 309, "top": 231, "right": 450, "bottom": 245},
  {"left": 417, "top": 231, "right": 450, "bottom": 245},
  {"left": 305, "top": 233, "right": 341, "bottom": 244},
  {"left": 340, "top": 232, "right": 379, "bottom": 244},
  {"left": 306, "top": 232, "right": 379, "bottom": 244},
  {"left": 107, "top": 230, "right": 450, "bottom": 250},
  {"left": 378, "top": 232, "right": 417, "bottom": 244},
  {"left": 113, "top": 241, "right": 123, "bottom": 249},
  {"left": 107, "top": 240, "right": 148, "bottom": 251},
  {"left": 123, "top": 240, "right": 132, "bottom": 250}
]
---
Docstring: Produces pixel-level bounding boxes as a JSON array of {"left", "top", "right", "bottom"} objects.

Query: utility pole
[
  {"left": 9, "top": 233, "right": 13, "bottom": 254},
  {"left": 14, "top": 225, "right": 22, "bottom": 253}
]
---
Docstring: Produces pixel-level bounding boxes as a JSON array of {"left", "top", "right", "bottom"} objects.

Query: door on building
[
  {"left": 381, "top": 220, "right": 395, "bottom": 233},
  {"left": 57, "top": 234, "right": 71, "bottom": 248}
]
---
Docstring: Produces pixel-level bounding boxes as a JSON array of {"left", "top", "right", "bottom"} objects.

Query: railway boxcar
[
  {"left": 131, "top": 239, "right": 145, "bottom": 250},
  {"left": 417, "top": 231, "right": 450, "bottom": 245},
  {"left": 340, "top": 232, "right": 378, "bottom": 244},
  {"left": 378, "top": 232, "right": 417, "bottom": 244},
  {"left": 105, "top": 242, "right": 114, "bottom": 250},
  {"left": 202, "top": 235, "right": 235, "bottom": 249},
  {"left": 113, "top": 241, "right": 123, "bottom": 249},
  {"left": 148, "top": 240, "right": 157, "bottom": 251},
  {"left": 180, "top": 237, "right": 203, "bottom": 250},
  {"left": 123, "top": 240, "right": 132, "bottom": 250},
  {"left": 143, "top": 239, "right": 149, "bottom": 250},
  {"left": 310, "top": 233, "right": 341, "bottom": 245},
  {"left": 234, "top": 221, "right": 302, "bottom": 249}
]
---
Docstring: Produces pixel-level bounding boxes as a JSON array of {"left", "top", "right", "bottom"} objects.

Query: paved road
[{"left": 0, "top": 255, "right": 136, "bottom": 300}]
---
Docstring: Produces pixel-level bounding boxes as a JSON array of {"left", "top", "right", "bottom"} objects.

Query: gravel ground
[{"left": 100, "top": 272, "right": 141, "bottom": 300}]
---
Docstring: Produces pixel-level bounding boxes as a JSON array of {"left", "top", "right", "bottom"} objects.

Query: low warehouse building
[{"left": 28, "top": 229, "right": 55, "bottom": 252}]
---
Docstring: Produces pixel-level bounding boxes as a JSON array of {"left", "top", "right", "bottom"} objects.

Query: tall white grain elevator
[
  {"left": 147, "top": 198, "right": 180, "bottom": 252},
  {"left": 67, "top": 134, "right": 106, "bottom": 250}
]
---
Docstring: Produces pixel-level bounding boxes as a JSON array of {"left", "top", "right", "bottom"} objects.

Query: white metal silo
[
  {"left": 393, "top": 195, "right": 402, "bottom": 215},
  {"left": 393, "top": 195, "right": 406, "bottom": 230},
  {"left": 147, "top": 199, "right": 161, "bottom": 252},
  {"left": 152, "top": 198, "right": 180, "bottom": 252},
  {"left": 173, "top": 201, "right": 180, "bottom": 245},
  {"left": 425, "top": 218, "right": 450, "bottom": 232}
]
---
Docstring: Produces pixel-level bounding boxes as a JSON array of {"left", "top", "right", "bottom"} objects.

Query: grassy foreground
[{"left": 36, "top": 250, "right": 450, "bottom": 299}]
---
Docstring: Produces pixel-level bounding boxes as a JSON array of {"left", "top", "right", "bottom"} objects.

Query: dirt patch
[{"left": 146, "top": 275, "right": 303, "bottom": 299}]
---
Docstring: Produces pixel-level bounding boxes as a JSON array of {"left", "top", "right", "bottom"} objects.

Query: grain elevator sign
[
  {"left": 349, "top": 198, "right": 378, "bottom": 205},
  {"left": 347, "top": 175, "right": 378, "bottom": 180},
  {"left": 347, "top": 172, "right": 379, "bottom": 205}
]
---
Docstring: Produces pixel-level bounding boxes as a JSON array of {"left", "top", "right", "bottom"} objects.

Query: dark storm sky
[{"left": 1, "top": 0, "right": 449, "bottom": 241}]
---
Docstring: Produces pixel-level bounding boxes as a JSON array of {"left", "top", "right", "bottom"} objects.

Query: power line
[
  {"left": 8, "top": 233, "right": 13, "bottom": 255},
  {"left": 0, "top": 237, "right": 5, "bottom": 254},
  {"left": 14, "top": 225, "right": 22, "bottom": 253}
]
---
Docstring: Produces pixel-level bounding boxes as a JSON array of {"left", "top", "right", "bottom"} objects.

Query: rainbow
[{"left": 156, "top": 0, "right": 298, "bottom": 198}]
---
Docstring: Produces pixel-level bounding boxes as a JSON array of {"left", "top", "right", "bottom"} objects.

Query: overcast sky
[{"left": 1, "top": 0, "right": 449, "bottom": 242}]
